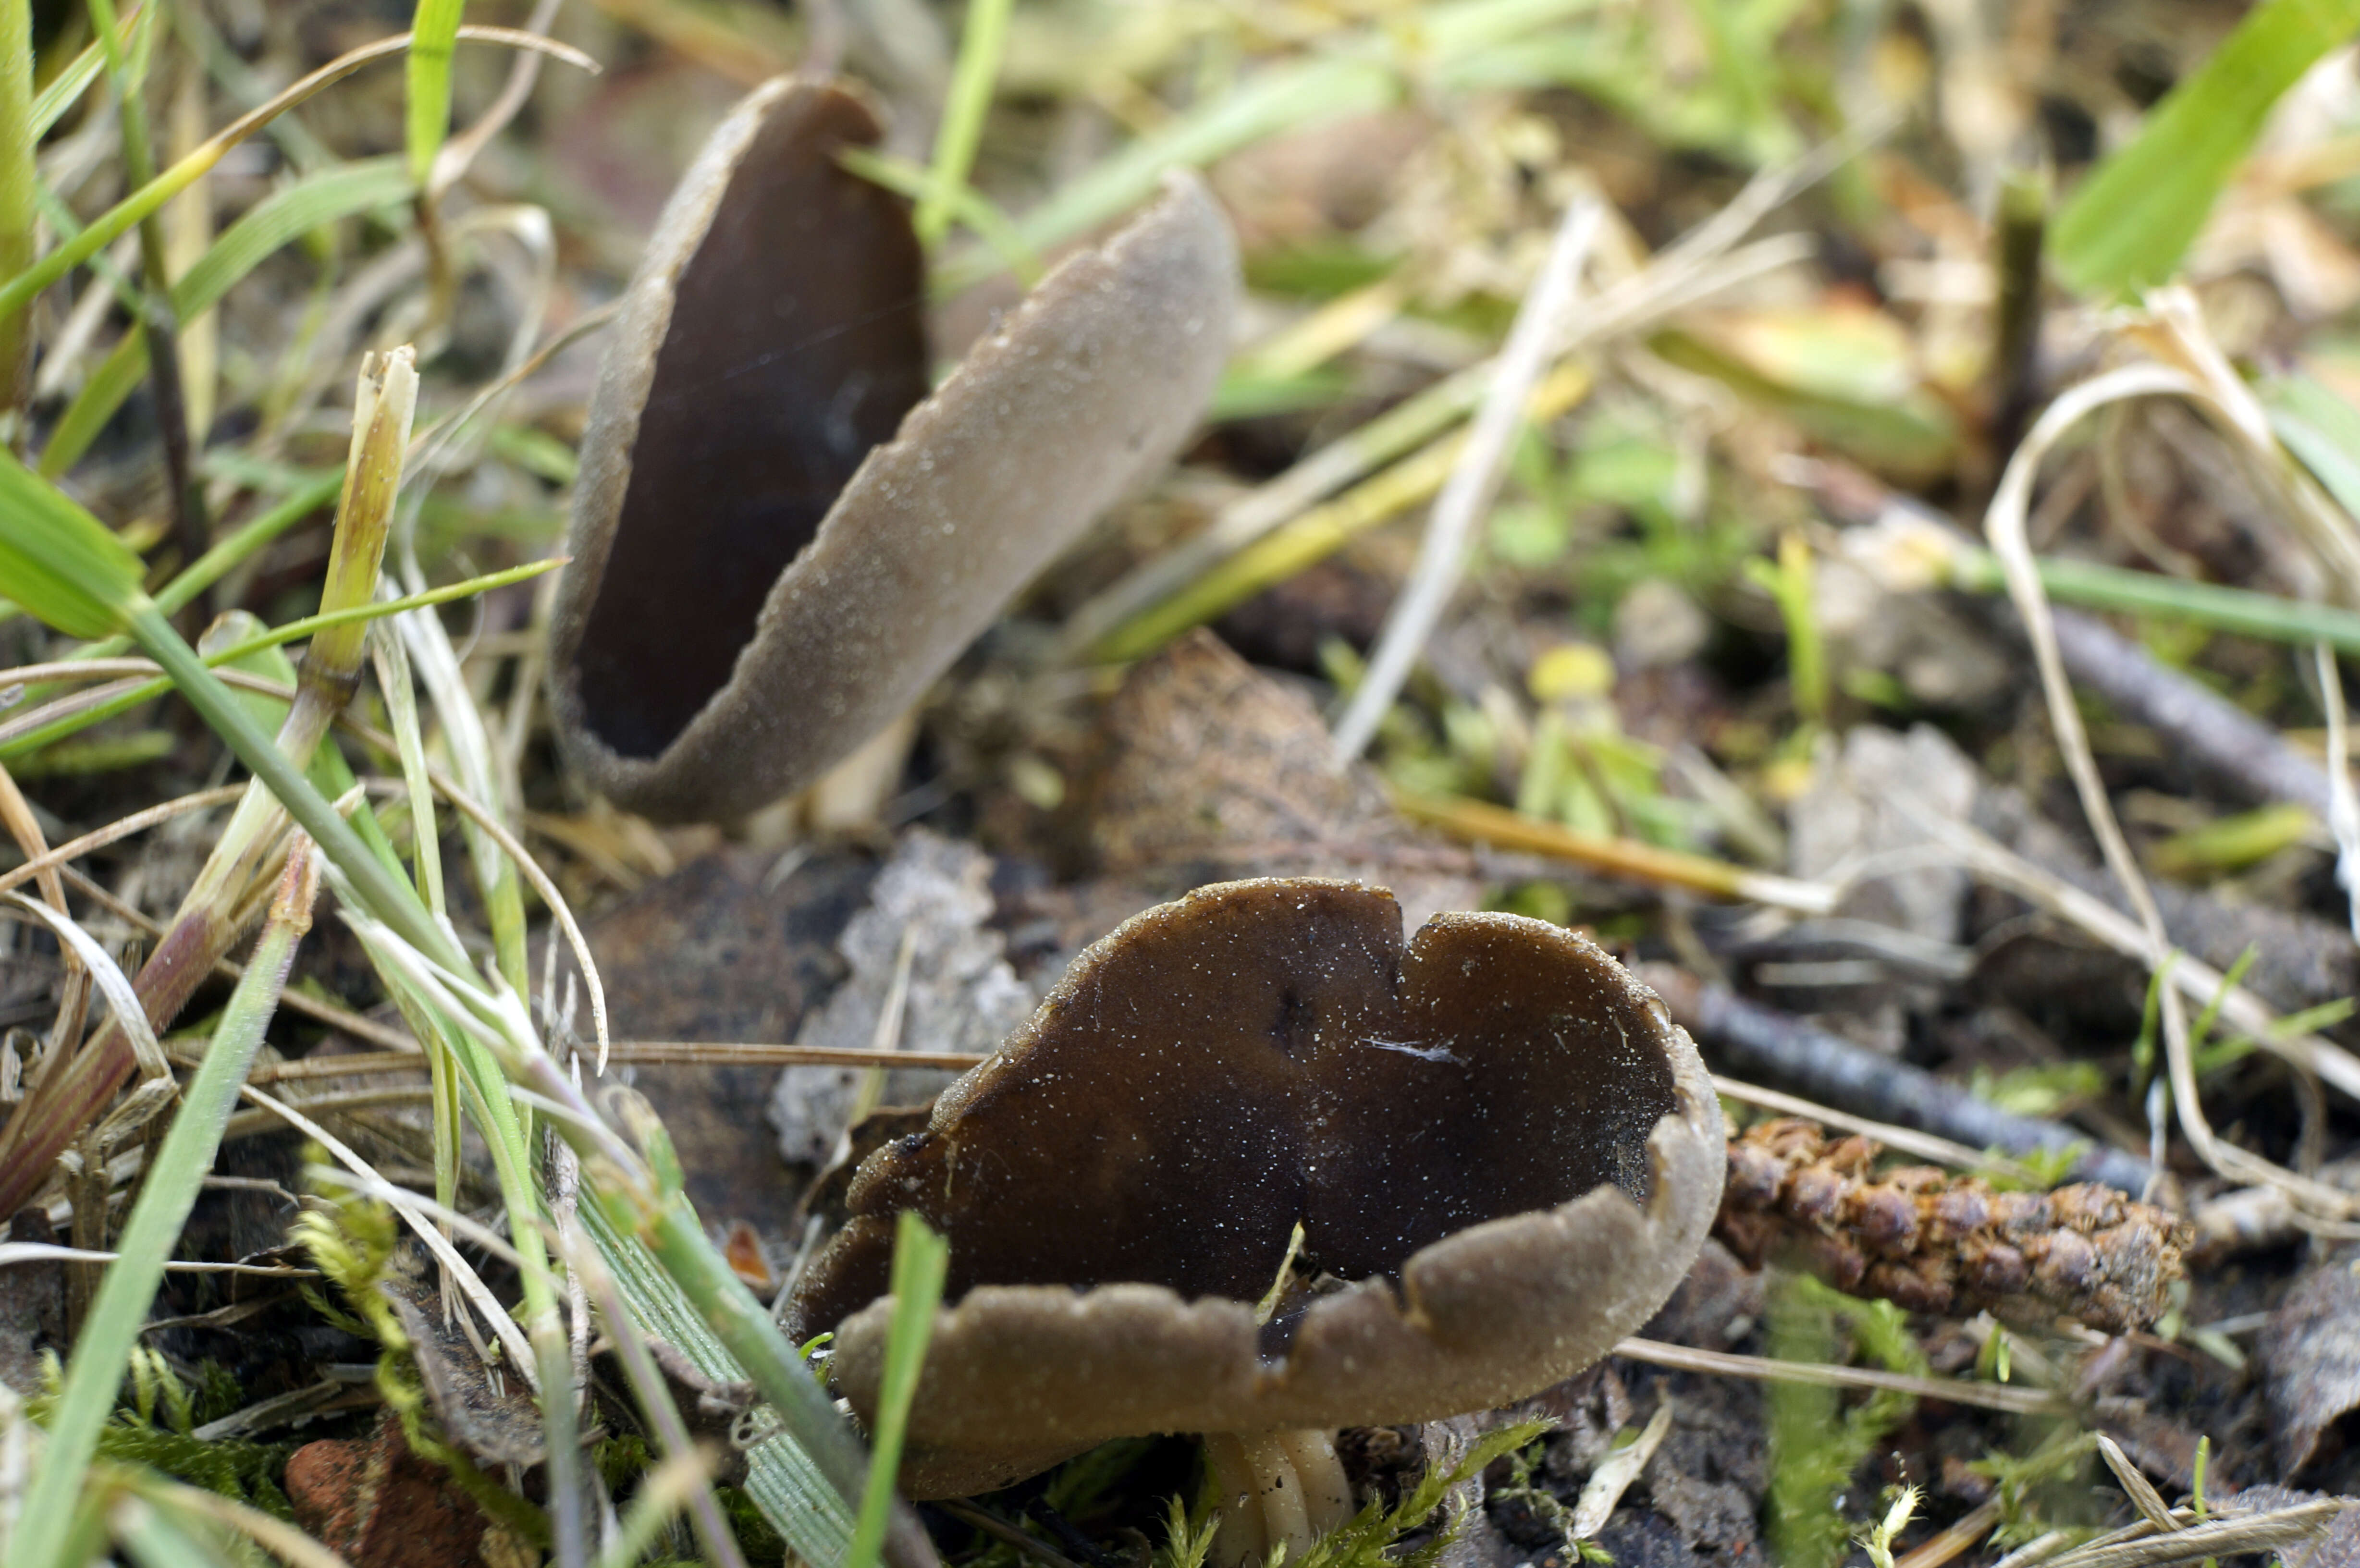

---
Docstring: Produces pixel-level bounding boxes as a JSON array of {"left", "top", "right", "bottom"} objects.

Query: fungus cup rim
[
  {"left": 802, "top": 879, "right": 1726, "bottom": 1499},
  {"left": 547, "top": 73, "right": 1239, "bottom": 823}
]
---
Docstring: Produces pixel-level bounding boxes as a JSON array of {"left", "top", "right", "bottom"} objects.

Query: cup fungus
[
  {"left": 550, "top": 76, "right": 1240, "bottom": 822},
  {"left": 786, "top": 878, "right": 1724, "bottom": 1563}
]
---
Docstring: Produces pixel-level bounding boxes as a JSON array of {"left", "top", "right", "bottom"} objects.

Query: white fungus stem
[{"left": 1206, "top": 1429, "right": 1356, "bottom": 1568}]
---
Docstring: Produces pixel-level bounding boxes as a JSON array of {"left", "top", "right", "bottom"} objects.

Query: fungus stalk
[
  {"left": 1205, "top": 1430, "right": 1355, "bottom": 1568},
  {"left": 1206, "top": 1222, "right": 1356, "bottom": 1565}
]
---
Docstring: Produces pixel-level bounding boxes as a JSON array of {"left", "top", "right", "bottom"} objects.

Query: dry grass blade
[
  {"left": 246, "top": 1080, "right": 539, "bottom": 1383},
  {"left": 1611, "top": 1337, "right": 2066, "bottom": 1415},
  {"left": 0, "top": 1242, "right": 313, "bottom": 1276},
  {"left": 1330, "top": 196, "right": 1601, "bottom": 763},
  {"left": 2316, "top": 640, "right": 2360, "bottom": 936},
  {"left": 1905, "top": 805, "right": 2360, "bottom": 1217},
  {"left": 608, "top": 1042, "right": 992, "bottom": 1070},
  {"left": 1708, "top": 1074, "right": 2040, "bottom": 1181},
  {"left": 2094, "top": 1435, "right": 2180, "bottom": 1533},
  {"left": 1, "top": 892, "right": 165, "bottom": 1088},
  {"left": 2039, "top": 1502, "right": 2348, "bottom": 1568},
  {"left": 1979, "top": 360, "right": 2360, "bottom": 1216}
]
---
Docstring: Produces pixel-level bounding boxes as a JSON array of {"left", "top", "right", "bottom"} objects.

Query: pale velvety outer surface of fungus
[
  {"left": 549, "top": 74, "right": 1240, "bottom": 823},
  {"left": 787, "top": 879, "right": 1726, "bottom": 1498}
]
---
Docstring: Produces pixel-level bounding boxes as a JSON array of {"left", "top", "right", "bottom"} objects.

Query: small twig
[
  {"left": 1642, "top": 964, "right": 2157, "bottom": 1194},
  {"left": 936, "top": 1500, "right": 1088, "bottom": 1568},
  {"left": 1393, "top": 790, "right": 1837, "bottom": 912},
  {"left": 607, "top": 1042, "right": 989, "bottom": 1071},
  {"left": 1610, "top": 1336, "right": 2066, "bottom": 1415}
]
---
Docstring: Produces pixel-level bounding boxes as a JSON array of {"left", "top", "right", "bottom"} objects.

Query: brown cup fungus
[
  {"left": 787, "top": 878, "right": 1724, "bottom": 1563},
  {"left": 550, "top": 76, "right": 1239, "bottom": 822}
]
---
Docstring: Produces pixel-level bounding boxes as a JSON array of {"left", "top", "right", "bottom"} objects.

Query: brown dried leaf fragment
[
  {"left": 2262, "top": 1251, "right": 2360, "bottom": 1477},
  {"left": 1714, "top": 1118, "right": 2190, "bottom": 1334}
]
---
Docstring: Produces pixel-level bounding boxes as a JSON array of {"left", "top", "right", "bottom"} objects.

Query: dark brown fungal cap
[
  {"left": 549, "top": 75, "right": 1240, "bottom": 823},
  {"left": 787, "top": 878, "right": 1724, "bottom": 1498}
]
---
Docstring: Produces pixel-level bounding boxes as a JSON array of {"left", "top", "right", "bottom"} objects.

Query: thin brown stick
[
  {"left": 1391, "top": 790, "right": 1837, "bottom": 912},
  {"left": 606, "top": 1042, "right": 991, "bottom": 1071},
  {"left": 0, "top": 784, "right": 246, "bottom": 901},
  {"left": 934, "top": 1501, "right": 1088, "bottom": 1568}
]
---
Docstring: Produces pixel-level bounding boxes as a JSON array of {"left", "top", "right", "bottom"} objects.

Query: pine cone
[{"left": 1714, "top": 1119, "right": 2190, "bottom": 1333}]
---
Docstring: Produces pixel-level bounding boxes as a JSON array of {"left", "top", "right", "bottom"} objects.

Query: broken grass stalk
[
  {"left": 12, "top": 839, "right": 318, "bottom": 1568},
  {"left": 0, "top": 349, "right": 417, "bottom": 1219}
]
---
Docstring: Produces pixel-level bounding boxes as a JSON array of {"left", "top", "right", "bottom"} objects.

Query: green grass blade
[
  {"left": 844, "top": 1213, "right": 949, "bottom": 1568},
  {"left": 0, "top": 448, "right": 148, "bottom": 637},
  {"left": 11, "top": 849, "right": 316, "bottom": 1568},
  {"left": 406, "top": 0, "right": 465, "bottom": 187},
  {"left": 170, "top": 156, "right": 412, "bottom": 319},
  {"left": 915, "top": 0, "right": 1013, "bottom": 250},
  {"left": 38, "top": 331, "right": 150, "bottom": 477},
  {"left": 1944, "top": 542, "right": 2360, "bottom": 656},
  {"left": 154, "top": 471, "right": 347, "bottom": 618},
  {"left": 574, "top": 1195, "right": 860, "bottom": 1567},
  {"left": 0, "top": 25, "right": 448, "bottom": 327},
  {"left": 0, "top": 557, "right": 562, "bottom": 760},
  {"left": 30, "top": 12, "right": 129, "bottom": 137},
  {"left": 936, "top": 0, "right": 1600, "bottom": 293},
  {"left": 2052, "top": 0, "right": 2360, "bottom": 296},
  {"left": 839, "top": 146, "right": 1041, "bottom": 289},
  {"left": 2264, "top": 370, "right": 2360, "bottom": 524},
  {"left": 0, "top": 0, "right": 34, "bottom": 411}
]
